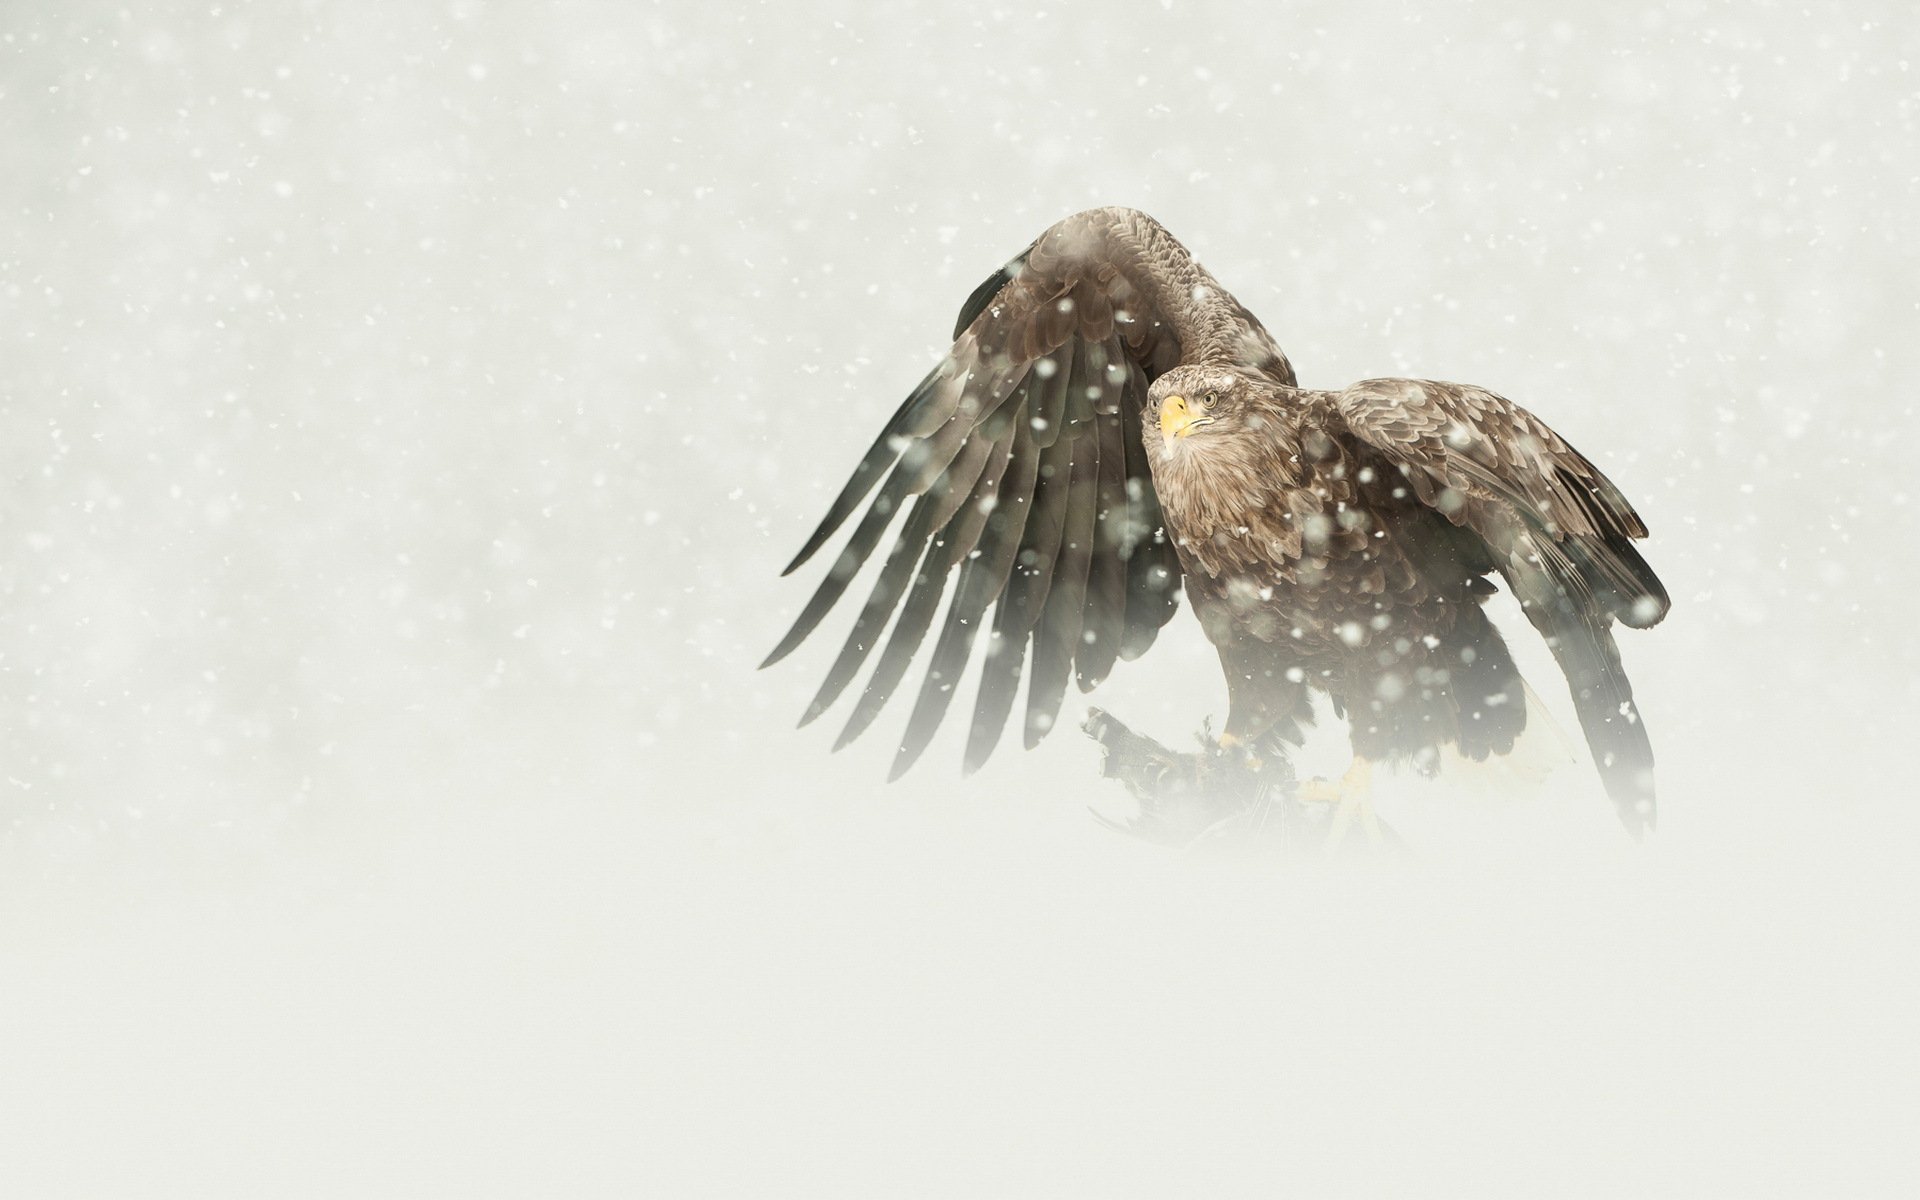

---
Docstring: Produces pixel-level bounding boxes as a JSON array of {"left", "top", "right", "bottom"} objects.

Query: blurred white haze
[{"left": 3, "top": 1, "right": 1918, "bottom": 1195}]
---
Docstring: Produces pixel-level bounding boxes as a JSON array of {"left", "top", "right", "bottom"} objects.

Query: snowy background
[{"left": 4, "top": 1, "right": 1918, "bottom": 1195}]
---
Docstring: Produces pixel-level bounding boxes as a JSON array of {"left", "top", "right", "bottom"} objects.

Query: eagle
[{"left": 764, "top": 208, "right": 1668, "bottom": 836}]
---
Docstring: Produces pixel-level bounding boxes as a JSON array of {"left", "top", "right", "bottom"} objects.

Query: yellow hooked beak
[{"left": 1160, "top": 395, "right": 1214, "bottom": 440}]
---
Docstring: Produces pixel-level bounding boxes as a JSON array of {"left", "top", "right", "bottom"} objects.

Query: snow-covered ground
[{"left": 3, "top": 2, "right": 1916, "bottom": 1195}]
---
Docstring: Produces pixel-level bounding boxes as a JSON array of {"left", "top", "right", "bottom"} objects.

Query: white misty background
[{"left": 2, "top": 2, "right": 1916, "bottom": 1196}]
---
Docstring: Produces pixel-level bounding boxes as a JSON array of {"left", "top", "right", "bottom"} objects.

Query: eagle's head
[
  {"left": 1141, "top": 364, "right": 1296, "bottom": 553},
  {"left": 1145, "top": 365, "right": 1274, "bottom": 453}
]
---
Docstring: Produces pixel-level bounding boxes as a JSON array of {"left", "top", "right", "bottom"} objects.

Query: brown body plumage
[{"left": 766, "top": 208, "right": 1668, "bottom": 834}]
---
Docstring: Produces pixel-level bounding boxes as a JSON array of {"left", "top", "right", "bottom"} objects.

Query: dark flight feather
[
  {"left": 1074, "top": 341, "right": 1131, "bottom": 693},
  {"left": 1024, "top": 432, "right": 1099, "bottom": 749},
  {"left": 1503, "top": 528, "right": 1656, "bottom": 834}
]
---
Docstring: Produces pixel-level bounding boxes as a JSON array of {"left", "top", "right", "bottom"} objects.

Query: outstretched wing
[
  {"left": 764, "top": 207, "right": 1290, "bottom": 778},
  {"left": 1322, "top": 379, "right": 1668, "bottom": 832}
]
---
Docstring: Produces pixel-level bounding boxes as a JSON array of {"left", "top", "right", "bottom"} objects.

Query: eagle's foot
[{"left": 1295, "top": 758, "right": 1398, "bottom": 853}]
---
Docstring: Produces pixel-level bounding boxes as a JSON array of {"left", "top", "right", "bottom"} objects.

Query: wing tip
[
  {"left": 1616, "top": 589, "right": 1671, "bottom": 630},
  {"left": 1618, "top": 796, "right": 1657, "bottom": 839},
  {"left": 961, "top": 714, "right": 1005, "bottom": 777},
  {"left": 885, "top": 746, "right": 921, "bottom": 784},
  {"left": 1073, "top": 664, "right": 1113, "bottom": 694},
  {"left": 832, "top": 703, "right": 881, "bottom": 754},
  {"left": 780, "top": 537, "right": 824, "bottom": 578}
]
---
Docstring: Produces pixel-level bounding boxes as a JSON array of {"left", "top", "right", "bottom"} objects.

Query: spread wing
[
  {"left": 764, "top": 207, "right": 1291, "bottom": 778},
  {"left": 1322, "top": 378, "right": 1669, "bottom": 831}
]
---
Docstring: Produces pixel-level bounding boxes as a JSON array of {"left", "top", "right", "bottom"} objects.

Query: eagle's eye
[{"left": 1204, "top": 390, "right": 1221, "bottom": 410}]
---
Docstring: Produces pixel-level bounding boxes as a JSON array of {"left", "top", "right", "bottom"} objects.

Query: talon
[{"left": 1214, "top": 731, "right": 1265, "bottom": 771}]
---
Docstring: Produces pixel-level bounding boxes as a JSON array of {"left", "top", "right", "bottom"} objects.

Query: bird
[{"left": 762, "top": 207, "right": 1669, "bottom": 836}]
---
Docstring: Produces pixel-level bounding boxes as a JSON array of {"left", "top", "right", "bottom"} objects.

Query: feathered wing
[
  {"left": 764, "top": 207, "right": 1290, "bottom": 778},
  {"left": 1322, "top": 379, "right": 1668, "bottom": 833}
]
